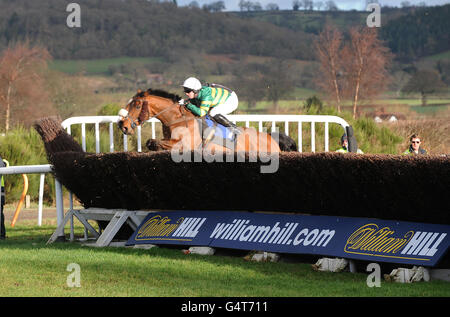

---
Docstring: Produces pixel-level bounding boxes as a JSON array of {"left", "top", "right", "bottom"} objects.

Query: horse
[{"left": 117, "top": 89, "right": 297, "bottom": 153}]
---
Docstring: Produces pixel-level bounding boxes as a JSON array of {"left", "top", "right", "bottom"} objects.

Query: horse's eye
[{"left": 136, "top": 105, "right": 141, "bottom": 109}]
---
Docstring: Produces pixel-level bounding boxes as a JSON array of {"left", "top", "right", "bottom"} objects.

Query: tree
[
  {"left": 402, "top": 70, "right": 445, "bottom": 106},
  {"left": 315, "top": 25, "right": 344, "bottom": 112},
  {"left": 264, "top": 61, "right": 294, "bottom": 112},
  {"left": 203, "top": 1, "right": 226, "bottom": 12},
  {"left": 0, "top": 42, "right": 53, "bottom": 132},
  {"left": 315, "top": 1, "right": 323, "bottom": 10},
  {"left": 400, "top": 1, "right": 411, "bottom": 8},
  {"left": 293, "top": 0, "right": 301, "bottom": 11},
  {"left": 324, "top": 0, "right": 338, "bottom": 11},
  {"left": 302, "top": 0, "right": 314, "bottom": 11},
  {"left": 233, "top": 65, "right": 267, "bottom": 110},
  {"left": 341, "top": 27, "right": 392, "bottom": 118},
  {"left": 239, "top": 0, "right": 251, "bottom": 11},
  {"left": 187, "top": 1, "right": 199, "bottom": 9},
  {"left": 251, "top": 2, "right": 262, "bottom": 11},
  {"left": 315, "top": 26, "right": 391, "bottom": 118},
  {"left": 266, "top": 3, "right": 279, "bottom": 11}
]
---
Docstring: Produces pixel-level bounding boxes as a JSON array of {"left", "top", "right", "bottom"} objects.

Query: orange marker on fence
[{"left": 11, "top": 174, "right": 28, "bottom": 228}]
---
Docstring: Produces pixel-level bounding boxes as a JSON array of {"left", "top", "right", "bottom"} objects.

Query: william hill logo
[
  {"left": 345, "top": 223, "right": 447, "bottom": 261},
  {"left": 135, "top": 215, "right": 206, "bottom": 241}
]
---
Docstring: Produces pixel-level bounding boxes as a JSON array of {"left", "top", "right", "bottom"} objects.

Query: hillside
[
  {"left": 234, "top": 5, "right": 450, "bottom": 62},
  {"left": 1, "top": 1, "right": 448, "bottom": 63},
  {"left": 0, "top": 0, "right": 314, "bottom": 60}
]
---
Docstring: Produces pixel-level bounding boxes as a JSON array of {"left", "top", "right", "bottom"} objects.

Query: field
[
  {"left": 49, "top": 57, "right": 163, "bottom": 75},
  {"left": 0, "top": 211, "right": 449, "bottom": 298}
]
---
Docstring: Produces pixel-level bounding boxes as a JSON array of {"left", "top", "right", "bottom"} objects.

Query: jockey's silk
[{"left": 186, "top": 85, "right": 232, "bottom": 117}]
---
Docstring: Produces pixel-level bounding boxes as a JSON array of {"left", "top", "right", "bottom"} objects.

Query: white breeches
[{"left": 209, "top": 92, "right": 238, "bottom": 116}]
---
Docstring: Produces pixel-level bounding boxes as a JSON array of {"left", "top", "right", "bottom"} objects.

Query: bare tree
[
  {"left": 0, "top": 42, "right": 53, "bottom": 132},
  {"left": 324, "top": 0, "right": 338, "bottom": 11},
  {"left": 302, "top": 0, "right": 314, "bottom": 11},
  {"left": 266, "top": 3, "right": 279, "bottom": 11},
  {"left": 341, "top": 27, "right": 392, "bottom": 118},
  {"left": 400, "top": 1, "right": 411, "bottom": 8},
  {"left": 293, "top": 0, "right": 301, "bottom": 11},
  {"left": 315, "top": 1, "right": 323, "bottom": 10},
  {"left": 203, "top": 1, "right": 226, "bottom": 12},
  {"left": 187, "top": 1, "right": 200, "bottom": 9},
  {"left": 315, "top": 25, "right": 344, "bottom": 112}
]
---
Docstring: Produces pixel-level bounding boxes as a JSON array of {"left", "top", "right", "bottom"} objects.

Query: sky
[{"left": 176, "top": 0, "right": 450, "bottom": 11}]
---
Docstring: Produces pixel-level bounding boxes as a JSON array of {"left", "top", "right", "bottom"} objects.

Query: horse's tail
[{"left": 270, "top": 132, "right": 298, "bottom": 152}]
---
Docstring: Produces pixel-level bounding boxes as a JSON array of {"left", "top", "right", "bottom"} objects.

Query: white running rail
[
  {"left": 0, "top": 164, "right": 64, "bottom": 228},
  {"left": 61, "top": 114, "right": 350, "bottom": 153}
]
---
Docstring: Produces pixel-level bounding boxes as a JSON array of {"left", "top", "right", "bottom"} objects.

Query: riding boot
[{"left": 213, "top": 114, "right": 240, "bottom": 134}]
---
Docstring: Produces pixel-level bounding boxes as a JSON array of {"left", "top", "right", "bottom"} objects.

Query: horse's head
[
  {"left": 118, "top": 89, "right": 184, "bottom": 135},
  {"left": 117, "top": 90, "right": 149, "bottom": 135}
]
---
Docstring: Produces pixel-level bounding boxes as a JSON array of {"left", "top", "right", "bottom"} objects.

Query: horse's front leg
[{"left": 145, "top": 138, "right": 180, "bottom": 151}]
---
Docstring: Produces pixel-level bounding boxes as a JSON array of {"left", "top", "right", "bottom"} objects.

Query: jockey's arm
[
  {"left": 186, "top": 88, "right": 213, "bottom": 117},
  {"left": 186, "top": 102, "right": 211, "bottom": 116}
]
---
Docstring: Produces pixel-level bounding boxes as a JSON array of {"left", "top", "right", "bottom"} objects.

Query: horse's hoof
[{"left": 146, "top": 139, "right": 160, "bottom": 151}]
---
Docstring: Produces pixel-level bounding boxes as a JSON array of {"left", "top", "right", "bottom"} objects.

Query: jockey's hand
[{"left": 178, "top": 99, "right": 185, "bottom": 106}]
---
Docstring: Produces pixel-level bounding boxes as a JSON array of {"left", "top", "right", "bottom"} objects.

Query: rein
[
  {"left": 139, "top": 98, "right": 192, "bottom": 128},
  {"left": 121, "top": 97, "right": 194, "bottom": 131}
]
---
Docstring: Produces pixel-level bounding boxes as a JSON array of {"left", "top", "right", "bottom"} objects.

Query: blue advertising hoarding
[{"left": 126, "top": 211, "right": 450, "bottom": 267}]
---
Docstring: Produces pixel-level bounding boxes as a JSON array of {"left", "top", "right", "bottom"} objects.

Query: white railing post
[
  {"left": 38, "top": 173, "right": 45, "bottom": 226},
  {"left": 95, "top": 123, "right": 100, "bottom": 153},
  {"left": 109, "top": 122, "right": 114, "bottom": 152},
  {"left": 137, "top": 125, "right": 142, "bottom": 152}
]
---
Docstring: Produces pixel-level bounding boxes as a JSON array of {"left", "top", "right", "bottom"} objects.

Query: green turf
[
  {"left": 0, "top": 222, "right": 448, "bottom": 297},
  {"left": 49, "top": 57, "right": 163, "bottom": 75}
]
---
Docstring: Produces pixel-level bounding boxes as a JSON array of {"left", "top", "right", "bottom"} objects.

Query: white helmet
[{"left": 182, "top": 77, "right": 202, "bottom": 92}]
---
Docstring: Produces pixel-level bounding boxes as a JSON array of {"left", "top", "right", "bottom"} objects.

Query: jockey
[{"left": 179, "top": 77, "right": 239, "bottom": 132}]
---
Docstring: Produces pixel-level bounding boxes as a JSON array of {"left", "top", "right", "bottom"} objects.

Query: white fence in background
[
  {"left": 0, "top": 164, "right": 64, "bottom": 227},
  {"left": 61, "top": 114, "right": 350, "bottom": 153},
  {"left": 0, "top": 114, "right": 350, "bottom": 230}
]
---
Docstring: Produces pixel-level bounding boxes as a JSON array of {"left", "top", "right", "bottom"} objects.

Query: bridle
[
  {"left": 119, "top": 97, "right": 191, "bottom": 131},
  {"left": 120, "top": 111, "right": 139, "bottom": 130}
]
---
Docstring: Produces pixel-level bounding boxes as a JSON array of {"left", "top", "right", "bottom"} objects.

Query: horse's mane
[
  {"left": 136, "top": 89, "right": 181, "bottom": 103},
  {"left": 135, "top": 88, "right": 184, "bottom": 123}
]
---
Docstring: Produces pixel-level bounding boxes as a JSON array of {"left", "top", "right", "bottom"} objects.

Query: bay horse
[{"left": 117, "top": 89, "right": 297, "bottom": 153}]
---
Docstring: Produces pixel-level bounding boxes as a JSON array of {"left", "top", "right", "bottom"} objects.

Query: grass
[
  {"left": 424, "top": 50, "right": 450, "bottom": 61},
  {"left": 384, "top": 118, "right": 450, "bottom": 154},
  {"left": 0, "top": 221, "right": 449, "bottom": 297},
  {"left": 49, "top": 57, "right": 163, "bottom": 75}
]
